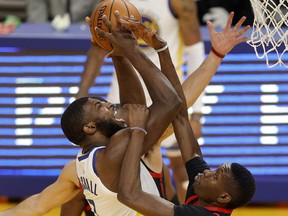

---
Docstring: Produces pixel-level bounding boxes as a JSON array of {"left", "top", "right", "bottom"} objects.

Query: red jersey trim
[
  {"left": 186, "top": 195, "right": 233, "bottom": 214},
  {"left": 185, "top": 195, "right": 198, "bottom": 204},
  {"left": 149, "top": 171, "right": 163, "bottom": 178},
  {"left": 205, "top": 206, "right": 233, "bottom": 214},
  {"left": 79, "top": 181, "right": 84, "bottom": 192}
]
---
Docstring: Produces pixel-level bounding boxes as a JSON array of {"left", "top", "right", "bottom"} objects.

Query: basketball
[{"left": 90, "top": 0, "right": 142, "bottom": 52}]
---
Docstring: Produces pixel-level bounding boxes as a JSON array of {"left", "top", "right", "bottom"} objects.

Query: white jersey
[
  {"left": 76, "top": 146, "right": 160, "bottom": 216},
  {"left": 108, "top": 0, "right": 184, "bottom": 104},
  {"left": 129, "top": 0, "right": 184, "bottom": 72}
]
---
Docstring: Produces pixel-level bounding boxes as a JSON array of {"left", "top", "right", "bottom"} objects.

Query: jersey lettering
[{"left": 79, "top": 176, "right": 98, "bottom": 196}]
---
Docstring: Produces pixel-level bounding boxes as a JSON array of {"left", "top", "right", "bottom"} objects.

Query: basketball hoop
[{"left": 247, "top": 0, "right": 288, "bottom": 68}]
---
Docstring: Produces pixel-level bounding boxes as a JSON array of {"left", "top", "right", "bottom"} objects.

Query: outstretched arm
[
  {"left": 117, "top": 13, "right": 251, "bottom": 216},
  {"left": 112, "top": 55, "right": 146, "bottom": 105},
  {"left": 162, "top": 12, "right": 250, "bottom": 162},
  {"left": 0, "top": 160, "right": 80, "bottom": 216},
  {"left": 96, "top": 12, "right": 181, "bottom": 155},
  {"left": 76, "top": 17, "right": 108, "bottom": 99},
  {"left": 118, "top": 104, "right": 175, "bottom": 216},
  {"left": 183, "top": 12, "right": 250, "bottom": 109},
  {"left": 82, "top": 16, "right": 146, "bottom": 105},
  {"left": 122, "top": 12, "right": 250, "bottom": 143}
]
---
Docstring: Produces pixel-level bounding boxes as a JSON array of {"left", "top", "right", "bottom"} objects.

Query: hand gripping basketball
[
  {"left": 90, "top": 0, "right": 141, "bottom": 52},
  {"left": 95, "top": 11, "right": 138, "bottom": 58}
]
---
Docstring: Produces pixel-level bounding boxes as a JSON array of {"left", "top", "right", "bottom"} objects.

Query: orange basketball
[{"left": 90, "top": 0, "right": 141, "bottom": 52}]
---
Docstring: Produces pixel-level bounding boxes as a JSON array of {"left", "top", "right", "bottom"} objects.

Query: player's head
[
  {"left": 61, "top": 96, "right": 126, "bottom": 145},
  {"left": 194, "top": 162, "right": 255, "bottom": 209}
]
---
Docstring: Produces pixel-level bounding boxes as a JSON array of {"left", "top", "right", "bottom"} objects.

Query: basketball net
[{"left": 247, "top": 0, "right": 288, "bottom": 68}]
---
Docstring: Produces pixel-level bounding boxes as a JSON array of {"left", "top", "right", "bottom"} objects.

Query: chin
[{"left": 96, "top": 119, "right": 127, "bottom": 138}]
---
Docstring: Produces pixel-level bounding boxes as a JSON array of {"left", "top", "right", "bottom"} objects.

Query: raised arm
[
  {"left": 121, "top": 12, "right": 250, "bottom": 141},
  {"left": 183, "top": 12, "right": 250, "bottom": 108},
  {"left": 112, "top": 55, "right": 146, "bottom": 105},
  {"left": 117, "top": 13, "right": 252, "bottom": 216},
  {"left": 75, "top": 17, "right": 108, "bottom": 99},
  {"left": 118, "top": 104, "right": 175, "bottom": 216},
  {"left": 96, "top": 12, "right": 181, "bottom": 155}
]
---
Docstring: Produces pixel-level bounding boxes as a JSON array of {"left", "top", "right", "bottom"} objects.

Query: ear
[
  {"left": 83, "top": 122, "right": 97, "bottom": 134},
  {"left": 217, "top": 192, "right": 231, "bottom": 204}
]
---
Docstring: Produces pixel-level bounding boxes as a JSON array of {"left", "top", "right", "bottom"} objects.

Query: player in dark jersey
[{"left": 116, "top": 12, "right": 256, "bottom": 216}]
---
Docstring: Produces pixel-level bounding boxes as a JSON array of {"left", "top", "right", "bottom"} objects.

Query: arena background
[{"left": 0, "top": 0, "right": 288, "bottom": 215}]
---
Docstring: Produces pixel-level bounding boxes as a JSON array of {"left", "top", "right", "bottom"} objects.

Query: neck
[
  {"left": 197, "top": 199, "right": 219, "bottom": 208},
  {"left": 81, "top": 138, "right": 108, "bottom": 154}
]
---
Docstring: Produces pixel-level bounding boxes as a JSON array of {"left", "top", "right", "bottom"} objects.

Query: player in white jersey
[
  {"left": 76, "top": 146, "right": 159, "bottom": 216},
  {"left": 75, "top": 0, "right": 205, "bottom": 203},
  {"left": 0, "top": 13, "right": 182, "bottom": 216}
]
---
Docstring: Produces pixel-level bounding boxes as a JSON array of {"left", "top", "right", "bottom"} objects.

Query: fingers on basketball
[{"left": 90, "top": 0, "right": 141, "bottom": 52}]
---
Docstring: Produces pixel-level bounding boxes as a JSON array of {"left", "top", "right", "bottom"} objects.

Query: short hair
[
  {"left": 61, "top": 96, "right": 106, "bottom": 145},
  {"left": 227, "top": 163, "right": 256, "bottom": 209}
]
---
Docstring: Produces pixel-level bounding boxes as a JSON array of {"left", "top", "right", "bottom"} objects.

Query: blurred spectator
[
  {"left": 68, "top": 0, "right": 100, "bottom": 23},
  {"left": 26, "top": 0, "right": 70, "bottom": 31},
  {"left": 26, "top": 0, "right": 100, "bottom": 31},
  {"left": 197, "top": 0, "right": 254, "bottom": 28},
  {"left": 27, "top": 0, "right": 67, "bottom": 23}
]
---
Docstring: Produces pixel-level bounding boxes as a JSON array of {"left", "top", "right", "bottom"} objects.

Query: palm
[{"left": 208, "top": 12, "right": 250, "bottom": 56}]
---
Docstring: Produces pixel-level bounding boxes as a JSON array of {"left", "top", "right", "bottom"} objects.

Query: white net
[{"left": 247, "top": 0, "right": 288, "bottom": 67}]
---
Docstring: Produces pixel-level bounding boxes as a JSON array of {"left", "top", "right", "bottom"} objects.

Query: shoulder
[
  {"left": 62, "top": 159, "right": 76, "bottom": 174},
  {"left": 104, "top": 127, "right": 131, "bottom": 154},
  {"left": 60, "top": 159, "right": 78, "bottom": 186},
  {"left": 98, "top": 128, "right": 131, "bottom": 165},
  {"left": 109, "top": 127, "right": 131, "bottom": 143}
]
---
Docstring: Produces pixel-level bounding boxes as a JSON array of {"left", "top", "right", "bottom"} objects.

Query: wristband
[
  {"left": 130, "top": 127, "right": 147, "bottom": 135},
  {"left": 155, "top": 44, "right": 168, "bottom": 53},
  {"left": 211, "top": 47, "right": 225, "bottom": 58}
]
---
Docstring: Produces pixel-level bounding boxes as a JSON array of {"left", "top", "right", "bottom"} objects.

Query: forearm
[
  {"left": 112, "top": 56, "right": 145, "bottom": 105},
  {"left": 157, "top": 46, "right": 178, "bottom": 85},
  {"left": 157, "top": 48, "right": 183, "bottom": 100},
  {"left": 124, "top": 47, "right": 179, "bottom": 104},
  {"left": 0, "top": 194, "right": 46, "bottom": 216},
  {"left": 183, "top": 51, "right": 222, "bottom": 108},
  {"left": 118, "top": 129, "right": 146, "bottom": 205},
  {"left": 158, "top": 45, "right": 203, "bottom": 161}
]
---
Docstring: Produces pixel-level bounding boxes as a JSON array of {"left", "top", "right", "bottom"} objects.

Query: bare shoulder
[
  {"left": 170, "top": 0, "right": 197, "bottom": 17},
  {"left": 60, "top": 159, "right": 78, "bottom": 186},
  {"left": 98, "top": 128, "right": 131, "bottom": 166}
]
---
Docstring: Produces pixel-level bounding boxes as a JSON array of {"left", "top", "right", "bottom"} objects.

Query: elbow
[
  {"left": 117, "top": 189, "right": 135, "bottom": 206},
  {"left": 169, "top": 93, "right": 182, "bottom": 113},
  {"left": 162, "top": 87, "right": 182, "bottom": 110}
]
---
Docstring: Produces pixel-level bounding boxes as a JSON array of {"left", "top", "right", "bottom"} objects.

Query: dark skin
[
  {"left": 60, "top": 192, "right": 87, "bottom": 216},
  {"left": 80, "top": 12, "right": 181, "bottom": 193},
  {"left": 75, "top": 0, "right": 202, "bottom": 99},
  {"left": 0, "top": 12, "right": 181, "bottom": 216},
  {"left": 117, "top": 12, "right": 251, "bottom": 216},
  {"left": 74, "top": 0, "right": 203, "bottom": 205},
  {"left": 61, "top": 12, "right": 181, "bottom": 216}
]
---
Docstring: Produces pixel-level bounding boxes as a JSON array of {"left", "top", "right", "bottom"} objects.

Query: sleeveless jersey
[
  {"left": 129, "top": 0, "right": 184, "bottom": 73},
  {"left": 76, "top": 146, "right": 160, "bottom": 216},
  {"left": 107, "top": 0, "right": 184, "bottom": 104}
]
